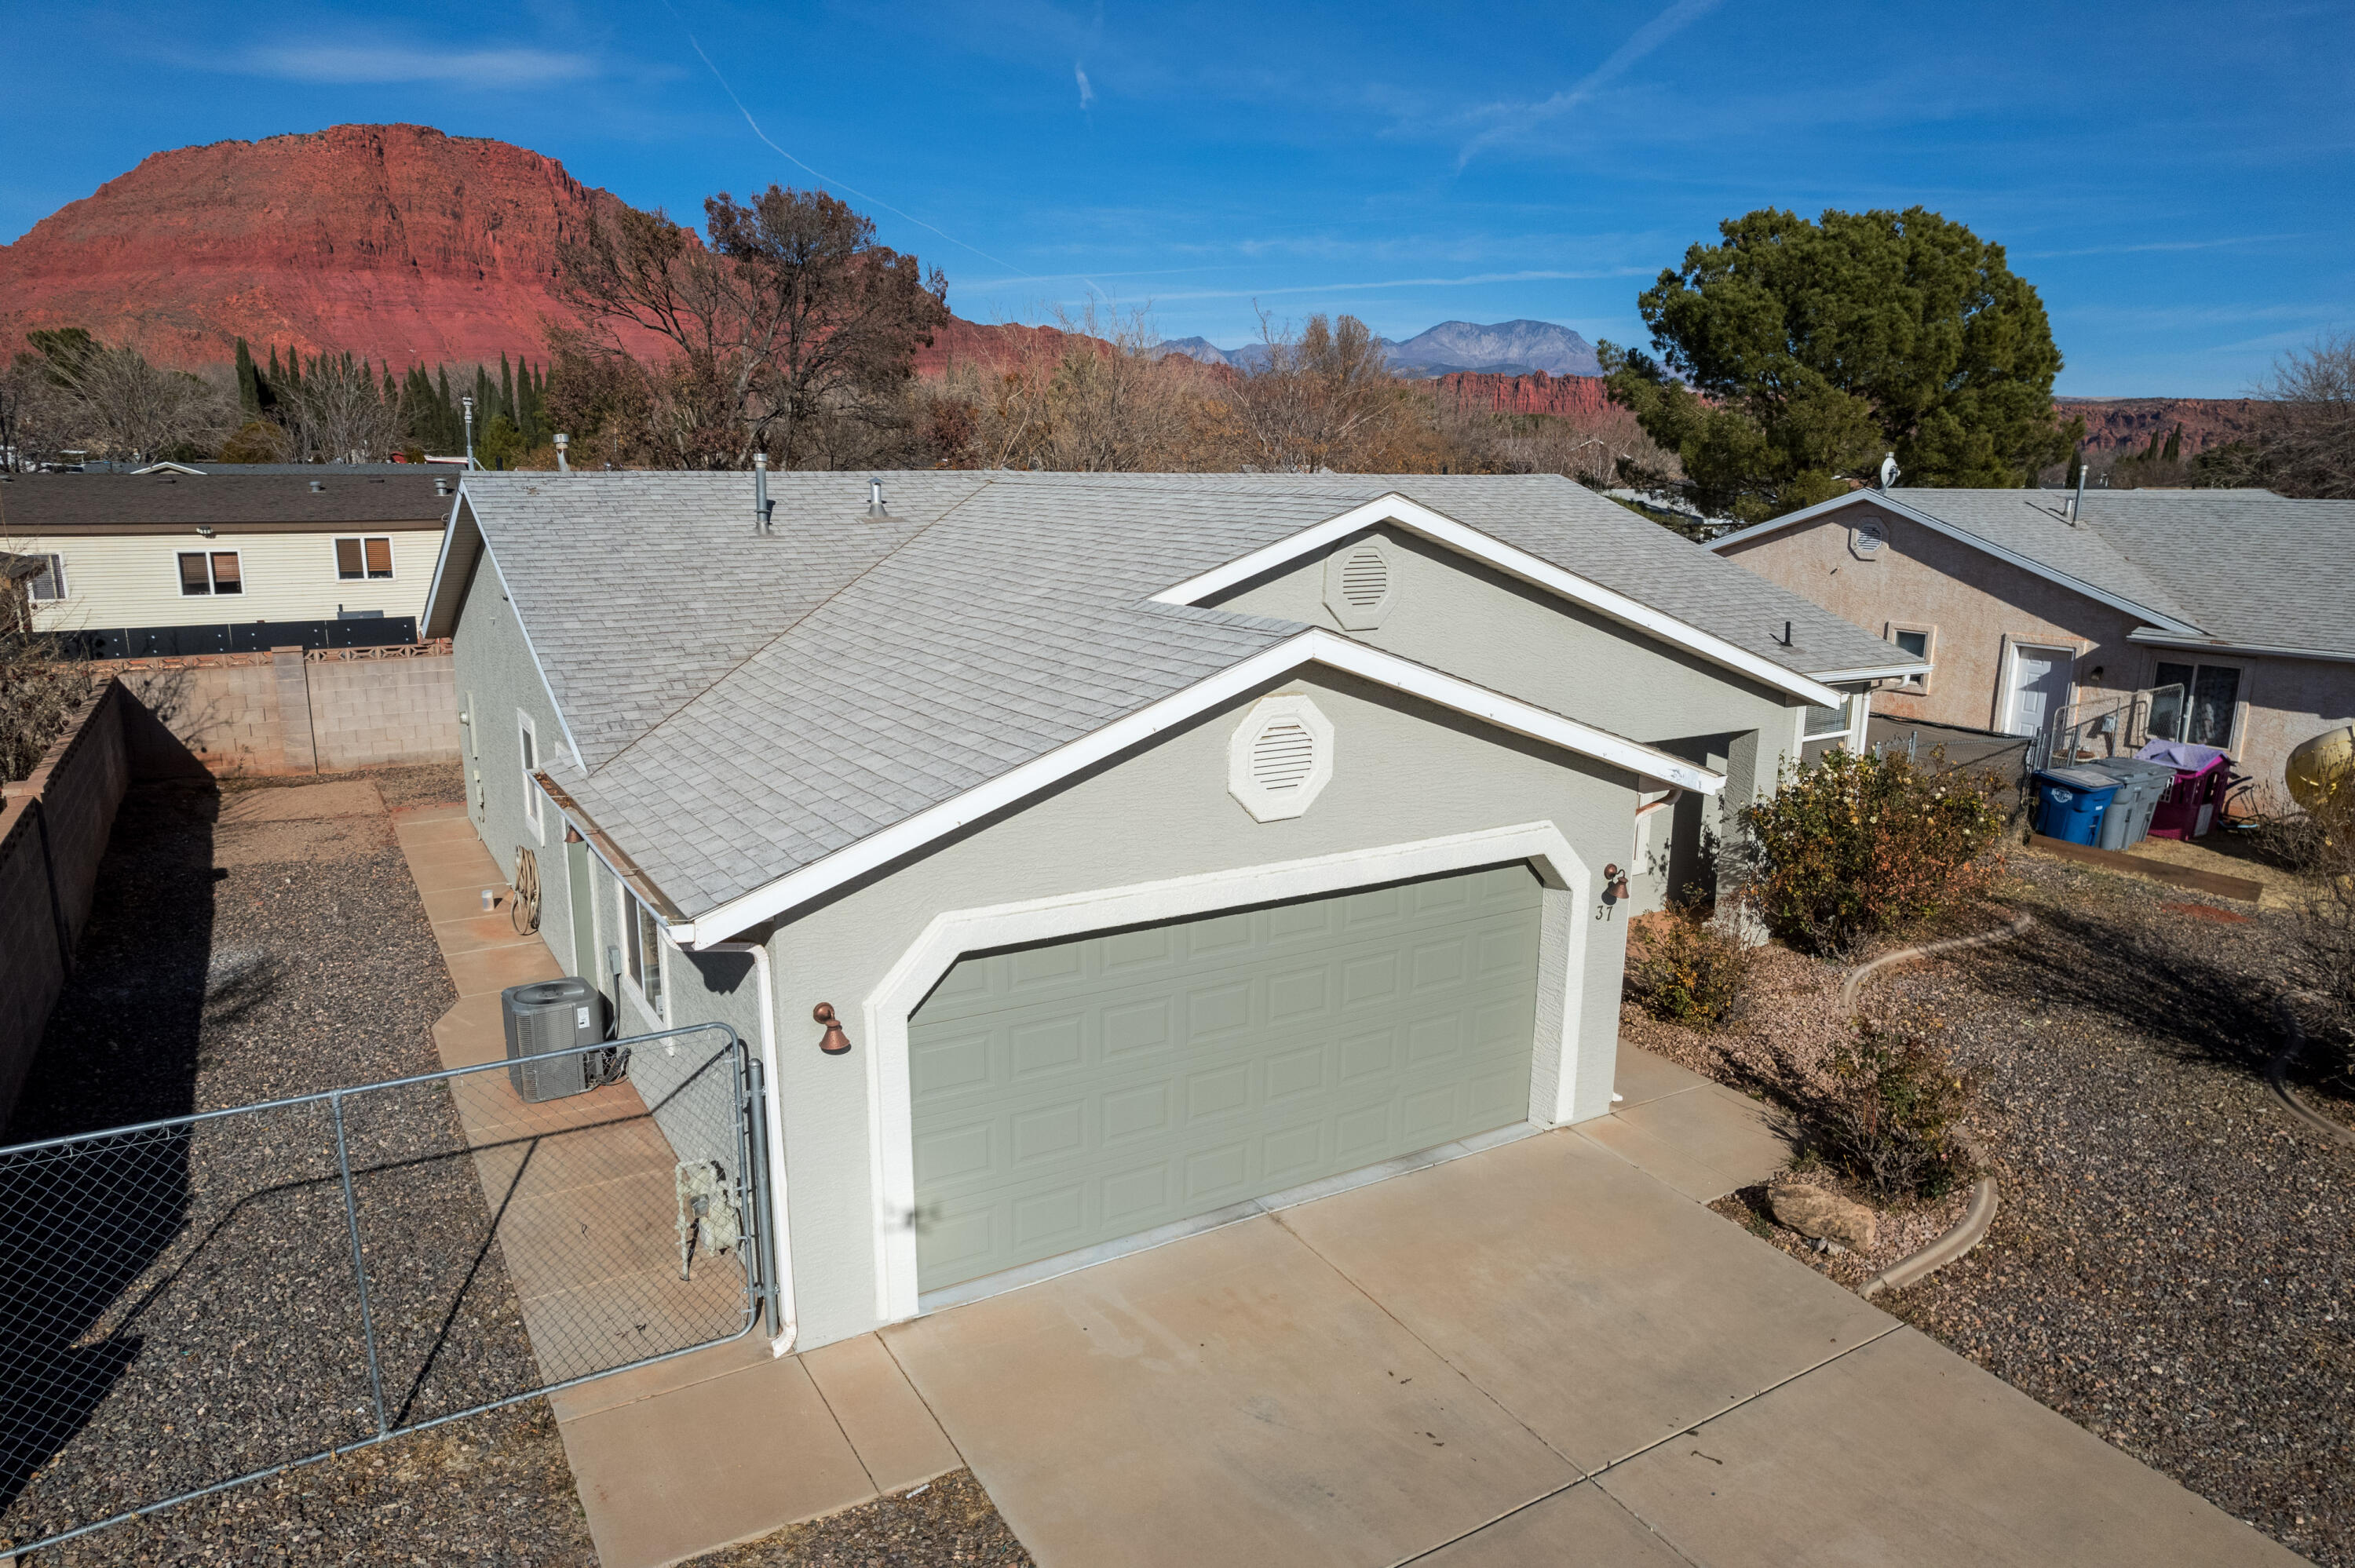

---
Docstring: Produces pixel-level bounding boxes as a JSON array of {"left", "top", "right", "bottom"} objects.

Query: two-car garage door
[{"left": 907, "top": 863, "right": 1546, "bottom": 1295}]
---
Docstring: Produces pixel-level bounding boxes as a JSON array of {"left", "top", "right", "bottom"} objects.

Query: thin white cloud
[
  {"left": 239, "top": 43, "right": 598, "bottom": 87},
  {"left": 2019, "top": 232, "right": 2308, "bottom": 260},
  {"left": 1459, "top": 0, "right": 1722, "bottom": 165},
  {"left": 1140, "top": 267, "right": 1649, "bottom": 304},
  {"left": 1075, "top": 63, "right": 1095, "bottom": 110}
]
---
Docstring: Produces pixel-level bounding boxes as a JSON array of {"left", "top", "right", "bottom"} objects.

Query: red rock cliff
[
  {"left": 0, "top": 124, "right": 655, "bottom": 369},
  {"left": 1435, "top": 370, "right": 1614, "bottom": 418}
]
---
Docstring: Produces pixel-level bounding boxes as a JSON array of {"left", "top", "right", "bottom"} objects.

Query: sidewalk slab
[
  {"left": 1594, "top": 1327, "right": 2303, "bottom": 1568},
  {"left": 1611, "top": 1046, "right": 1720, "bottom": 1109},
  {"left": 804, "top": 1334, "right": 963, "bottom": 1495},
  {"left": 1279, "top": 1130, "right": 1889, "bottom": 1472},
  {"left": 1419, "top": 1481, "right": 1688, "bottom": 1566},
  {"left": 885, "top": 1213, "right": 1573, "bottom": 1568},
  {"left": 557, "top": 1351, "right": 873, "bottom": 1568}
]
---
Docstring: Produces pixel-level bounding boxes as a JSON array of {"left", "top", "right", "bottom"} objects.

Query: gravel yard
[
  {"left": 0, "top": 764, "right": 597, "bottom": 1563},
  {"left": 684, "top": 1471, "right": 1031, "bottom": 1568},
  {"left": 1639, "top": 850, "right": 2355, "bottom": 1566}
]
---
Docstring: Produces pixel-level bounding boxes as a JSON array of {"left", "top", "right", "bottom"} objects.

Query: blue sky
[{"left": 5, "top": 1, "right": 2350, "bottom": 395}]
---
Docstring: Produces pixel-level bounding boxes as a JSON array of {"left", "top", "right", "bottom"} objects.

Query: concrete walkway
[{"left": 883, "top": 1099, "right": 2299, "bottom": 1568}]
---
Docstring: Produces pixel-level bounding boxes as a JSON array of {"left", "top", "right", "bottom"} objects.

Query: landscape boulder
[{"left": 1770, "top": 1183, "right": 1878, "bottom": 1252}]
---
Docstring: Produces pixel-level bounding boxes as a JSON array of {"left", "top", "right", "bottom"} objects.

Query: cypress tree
[
  {"left": 500, "top": 352, "right": 515, "bottom": 425},
  {"left": 2162, "top": 424, "right": 2182, "bottom": 462},
  {"left": 234, "top": 338, "right": 260, "bottom": 415}
]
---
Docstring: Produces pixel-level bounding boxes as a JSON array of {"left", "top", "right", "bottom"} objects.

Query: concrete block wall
[
  {"left": 106, "top": 650, "right": 461, "bottom": 776},
  {"left": 306, "top": 655, "right": 462, "bottom": 771},
  {"left": 0, "top": 682, "right": 133, "bottom": 1129}
]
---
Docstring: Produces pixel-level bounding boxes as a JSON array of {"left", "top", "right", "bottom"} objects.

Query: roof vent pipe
[
  {"left": 867, "top": 478, "right": 887, "bottom": 518},
  {"left": 754, "top": 453, "right": 772, "bottom": 534},
  {"left": 2067, "top": 455, "right": 2087, "bottom": 525},
  {"left": 554, "top": 433, "right": 570, "bottom": 473}
]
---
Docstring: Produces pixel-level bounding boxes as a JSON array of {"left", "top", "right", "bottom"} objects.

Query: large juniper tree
[{"left": 1601, "top": 207, "right": 2076, "bottom": 523}]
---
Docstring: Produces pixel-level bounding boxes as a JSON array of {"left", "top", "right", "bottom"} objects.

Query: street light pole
[{"left": 462, "top": 394, "right": 477, "bottom": 471}]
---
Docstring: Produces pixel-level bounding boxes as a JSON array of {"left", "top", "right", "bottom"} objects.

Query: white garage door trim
[{"left": 860, "top": 821, "right": 1594, "bottom": 1323}]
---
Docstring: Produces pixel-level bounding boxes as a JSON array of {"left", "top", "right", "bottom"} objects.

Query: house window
[
  {"left": 177, "top": 550, "right": 243, "bottom": 596},
  {"left": 2151, "top": 661, "right": 2241, "bottom": 749},
  {"left": 25, "top": 554, "right": 67, "bottom": 602},
  {"left": 335, "top": 536, "right": 394, "bottom": 580},
  {"left": 1803, "top": 693, "right": 1853, "bottom": 738},
  {"left": 517, "top": 713, "right": 542, "bottom": 836},
  {"left": 624, "top": 890, "right": 666, "bottom": 1019},
  {"left": 1887, "top": 625, "right": 1933, "bottom": 692}
]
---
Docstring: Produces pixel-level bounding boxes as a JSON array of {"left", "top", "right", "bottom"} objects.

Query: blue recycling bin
[{"left": 2032, "top": 767, "right": 2123, "bottom": 845}]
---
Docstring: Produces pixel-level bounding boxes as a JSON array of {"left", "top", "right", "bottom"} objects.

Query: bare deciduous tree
[
  {"left": 272, "top": 352, "right": 407, "bottom": 462},
  {"left": 921, "top": 302, "right": 1218, "bottom": 472},
  {"left": 13, "top": 329, "right": 232, "bottom": 464},
  {"left": 1235, "top": 312, "right": 1404, "bottom": 472},
  {"left": 2195, "top": 333, "right": 2355, "bottom": 498},
  {"left": 556, "top": 186, "right": 948, "bottom": 469}
]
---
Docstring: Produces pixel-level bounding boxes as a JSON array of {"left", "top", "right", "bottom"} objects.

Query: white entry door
[{"left": 2006, "top": 644, "right": 2073, "bottom": 738}]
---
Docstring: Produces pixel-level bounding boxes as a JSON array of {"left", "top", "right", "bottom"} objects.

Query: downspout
[{"left": 706, "top": 939, "right": 798, "bottom": 1356}]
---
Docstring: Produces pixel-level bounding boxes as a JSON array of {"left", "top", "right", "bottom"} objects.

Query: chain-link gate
[{"left": 0, "top": 1023, "right": 773, "bottom": 1554}]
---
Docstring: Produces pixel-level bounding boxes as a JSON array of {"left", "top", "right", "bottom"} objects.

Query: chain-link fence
[{"left": 0, "top": 1023, "right": 772, "bottom": 1554}]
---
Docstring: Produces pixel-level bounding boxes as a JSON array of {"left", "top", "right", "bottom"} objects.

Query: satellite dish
[{"left": 1879, "top": 453, "right": 1900, "bottom": 490}]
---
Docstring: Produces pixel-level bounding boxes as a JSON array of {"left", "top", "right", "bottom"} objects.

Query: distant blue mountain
[{"left": 1156, "top": 319, "right": 1600, "bottom": 378}]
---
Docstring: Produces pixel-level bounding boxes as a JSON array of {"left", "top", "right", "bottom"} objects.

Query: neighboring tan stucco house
[
  {"left": 422, "top": 470, "right": 1917, "bottom": 1353},
  {"left": 0, "top": 469, "right": 453, "bottom": 656},
  {"left": 1712, "top": 487, "right": 2355, "bottom": 806}
]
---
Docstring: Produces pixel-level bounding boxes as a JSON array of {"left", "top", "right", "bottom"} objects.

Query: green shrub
[
  {"left": 1802, "top": 1027, "right": 1979, "bottom": 1205},
  {"left": 1625, "top": 906, "right": 1751, "bottom": 1029},
  {"left": 1736, "top": 748, "right": 2006, "bottom": 957}
]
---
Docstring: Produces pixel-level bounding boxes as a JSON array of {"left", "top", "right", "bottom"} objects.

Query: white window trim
[
  {"left": 26, "top": 552, "right": 68, "bottom": 603},
  {"left": 2146, "top": 653, "right": 2251, "bottom": 753},
  {"left": 175, "top": 548, "right": 243, "bottom": 597},
  {"left": 333, "top": 535, "right": 396, "bottom": 582},
  {"left": 619, "top": 882, "right": 671, "bottom": 1025},
  {"left": 860, "top": 820, "right": 1595, "bottom": 1324},
  {"left": 517, "top": 711, "right": 544, "bottom": 841},
  {"left": 1228, "top": 693, "right": 1335, "bottom": 822},
  {"left": 1885, "top": 623, "right": 1935, "bottom": 695}
]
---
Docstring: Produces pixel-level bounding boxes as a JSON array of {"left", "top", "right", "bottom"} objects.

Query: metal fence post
[{"left": 330, "top": 1090, "right": 389, "bottom": 1436}]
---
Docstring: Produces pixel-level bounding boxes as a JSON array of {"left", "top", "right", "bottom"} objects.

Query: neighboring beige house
[
  {"left": 0, "top": 469, "right": 454, "bottom": 656},
  {"left": 1711, "top": 486, "right": 2355, "bottom": 806}
]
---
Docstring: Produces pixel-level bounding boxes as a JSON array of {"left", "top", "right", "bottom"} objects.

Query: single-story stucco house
[
  {"left": 1711, "top": 486, "right": 2355, "bottom": 805},
  {"left": 422, "top": 470, "right": 1922, "bottom": 1352},
  {"left": 2, "top": 469, "right": 453, "bottom": 656}
]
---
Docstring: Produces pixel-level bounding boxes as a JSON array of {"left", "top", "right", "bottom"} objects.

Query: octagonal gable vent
[
  {"left": 1229, "top": 695, "right": 1334, "bottom": 822},
  {"left": 1322, "top": 537, "right": 1397, "bottom": 630}
]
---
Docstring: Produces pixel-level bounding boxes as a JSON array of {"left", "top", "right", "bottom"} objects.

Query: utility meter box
[{"left": 502, "top": 978, "right": 606, "bottom": 1103}]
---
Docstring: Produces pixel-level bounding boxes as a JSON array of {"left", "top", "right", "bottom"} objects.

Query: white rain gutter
[{"left": 2125, "top": 629, "right": 2355, "bottom": 666}]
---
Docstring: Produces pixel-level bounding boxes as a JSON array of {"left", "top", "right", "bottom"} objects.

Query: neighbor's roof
[
  {"left": 430, "top": 471, "right": 1908, "bottom": 929},
  {"left": 0, "top": 471, "right": 453, "bottom": 533},
  {"left": 1714, "top": 486, "right": 2355, "bottom": 656}
]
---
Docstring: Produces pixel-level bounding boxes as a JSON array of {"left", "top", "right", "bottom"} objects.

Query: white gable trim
[
  {"left": 1710, "top": 490, "right": 2205, "bottom": 636},
  {"left": 1149, "top": 493, "right": 1846, "bottom": 708},
  {"left": 425, "top": 490, "right": 589, "bottom": 770},
  {"left": 677, "top": 628, "right": 1723, "bottom": 946}
]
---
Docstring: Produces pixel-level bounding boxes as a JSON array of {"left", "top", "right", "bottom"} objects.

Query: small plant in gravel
[
  {"left": 1797, "top": 1025, "right": 1980, "bottom": 1206},
  {"left": 1736, "top": 747, "right": 2006, "bottom": 957},
  {"left": 1624, "top": 904, "right": 1751, "bottom": 1030}
]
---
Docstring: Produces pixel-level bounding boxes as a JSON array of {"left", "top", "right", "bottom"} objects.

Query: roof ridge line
[{"left": 583, "top": 475, "right": 997, "bottom": 777}]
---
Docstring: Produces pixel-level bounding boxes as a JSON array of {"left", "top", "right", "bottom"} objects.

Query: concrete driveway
[{"left": 883, "top": 1110, "right": 2301, "bottom": 1566}]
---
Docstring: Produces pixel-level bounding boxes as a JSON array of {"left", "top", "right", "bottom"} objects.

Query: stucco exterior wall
[
  {"left": 766, "top": 665, "right": 1641, "bottom": 1347},
  {"left": 1209, "top": 525, "right": 1806, "bottom": 910},
  {"left": 108, "top": 651, "right": 458, "bottom": 775},
  {"left": 1718, "top": 502, "right": 2141, "bottom": 735},
  {"left": 2218, "top": 655, "right": 2355, "bottom": 806}
]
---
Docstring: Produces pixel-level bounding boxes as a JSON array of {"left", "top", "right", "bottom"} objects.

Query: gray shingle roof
[
  {"left": 1867, "top": 487, "right": 2355, "bottom": 654},
  {"left": 459, "top": 471, "right": 1906, "bottom": 921},
  {"left": 0, "top": 471, "right": 451, "bottom": 529}
]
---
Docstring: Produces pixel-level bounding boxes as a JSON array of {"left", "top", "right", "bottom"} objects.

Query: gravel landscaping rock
[
  {"left": 684, "top": 1471, "right": 1031, "bottom": 1568},
  {"left": 1, "top": 768, "right": 595, "bottom": 1563},
  {"left": 1681, "top": 850, "right": 2350, "bottom": 1567}
]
